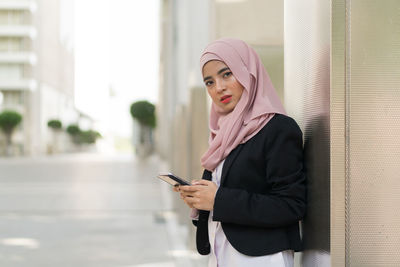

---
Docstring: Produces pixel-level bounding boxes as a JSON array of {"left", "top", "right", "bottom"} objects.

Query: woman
[{"left": 175, "top": 38, "right": 306, "bottom": 267}]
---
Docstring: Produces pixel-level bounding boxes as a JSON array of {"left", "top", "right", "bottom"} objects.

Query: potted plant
[
  {"left": 66, "top": 124, "right": 81, "bottom": 145},
  {"left": 0, "top": 110, "right": 22, "bottom": 156},
  {"left": 48, "top": 119, "right": 62, "bottom": 130},
  {"left": 130, "top": 100, "right": 156, "bottom": 157},
  {"left": 79, "top": 130, "right": 102, "bottom": 145},
  {"left": 47, "top": 119, "right": 62, "bottom": 154},
  {"left": 66, "top": 124, "right": 101, "bottom": 152}
]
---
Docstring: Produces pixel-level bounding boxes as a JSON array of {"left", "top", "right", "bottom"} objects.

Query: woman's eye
[
  {"left": 205, "top": 81, "right": 213, "bottom": 86},
  {"left": 223, "top": 72, "right": 232, "bottom": 78}
]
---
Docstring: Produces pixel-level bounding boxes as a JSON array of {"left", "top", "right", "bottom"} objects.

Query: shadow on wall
[
  {"left": 301, "top": 45, "right": 331, "bottom": 266},
  {"left": 303, "top": 114, "right": 330, "bottom": 250}
]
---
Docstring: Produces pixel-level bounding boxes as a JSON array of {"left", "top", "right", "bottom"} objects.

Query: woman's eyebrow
[{"left": 203, "top": 67, "right": 231, "bottom": 82}]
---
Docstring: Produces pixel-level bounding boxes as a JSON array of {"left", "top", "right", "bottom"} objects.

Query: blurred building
[{"left": 0, "top": 0, "right": 81, "bottom": 156}]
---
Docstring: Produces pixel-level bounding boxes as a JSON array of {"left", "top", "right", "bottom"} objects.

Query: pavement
[{"left": 0, "top": 153, "right": 207, "bottom": 267}]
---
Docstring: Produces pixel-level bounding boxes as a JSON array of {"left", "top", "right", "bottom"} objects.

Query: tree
[
  {"left": 0, "top": 110, "right": 22, "bottom": 156},
  {"left": 130, "top": 100, "right": 156, "bottom": 157},
  {"left": 130, "top": 100, "right": 156, "bottom": 128},
  {"left": 47, "top": 119, "right": 63, "bottom": 154}
]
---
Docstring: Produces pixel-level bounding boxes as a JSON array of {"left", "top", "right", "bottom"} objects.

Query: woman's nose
[{"left": 215, "top": 79, "right": 226, "bottom": 93}]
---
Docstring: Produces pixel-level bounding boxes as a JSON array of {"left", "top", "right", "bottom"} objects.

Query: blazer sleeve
[{"left": 212, "top": 118, "right": 306, "bottom": 228}]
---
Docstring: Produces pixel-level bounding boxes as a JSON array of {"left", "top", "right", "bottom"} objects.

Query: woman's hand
[
  {"left": 178, "top": 180, "right": 217, "bottom": 211},
  {"left": 172, "top": 184, "right": 180, "bottom": 192}
]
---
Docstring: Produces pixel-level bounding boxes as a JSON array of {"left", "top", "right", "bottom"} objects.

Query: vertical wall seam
[{"left": 344, "top": 0, "right": 351, "bottom": 266}]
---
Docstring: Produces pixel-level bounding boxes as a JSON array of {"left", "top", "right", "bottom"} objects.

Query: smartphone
[{"left": 157, "top": 173, "right": 191, "bottom": 186}]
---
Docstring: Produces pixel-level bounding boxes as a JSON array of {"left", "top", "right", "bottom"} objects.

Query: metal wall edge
[{"left": 331, "top": 0, "right": 346, "bottom": 266}]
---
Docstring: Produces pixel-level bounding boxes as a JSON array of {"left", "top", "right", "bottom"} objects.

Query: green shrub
[
  {"left": 66, "top": 124, "right": 101, "bottom": 145},
  {"left": 0, "top": 110, "right": 22, "bottom": 135},
  {"left": 79, "top": 130, "right": 101, "bottom": 144},
  {"left": 47, "top": 119, "right": 62, "bottom": 130},
  {"left": 130, "top": 100, "right": 156, "bottom": 128},
  {"left": 66, "top": 124, "right": 81, "bottom": 136}
]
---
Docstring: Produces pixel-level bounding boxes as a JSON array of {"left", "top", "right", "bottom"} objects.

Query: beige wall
[
  {"left": 332, "top": 0, "right": 400, "bottom": 266},
  {"left": 214, "top": 0, "right": 283, "bottom": 46},
  {"left": 213, "top": 0, "right": 284, "bottom": 102}
]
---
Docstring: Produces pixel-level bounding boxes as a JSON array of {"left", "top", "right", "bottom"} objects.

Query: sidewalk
[{"left": 0, "top": 153, "right": 207, "bottom": 267}]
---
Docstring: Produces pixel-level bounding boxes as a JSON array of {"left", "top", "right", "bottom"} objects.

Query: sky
[{"left": 74, "top": 0, "right": 160, "bottom": 138}]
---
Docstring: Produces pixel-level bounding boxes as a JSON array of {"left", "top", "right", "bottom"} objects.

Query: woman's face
[{"left": 202, "top": 60, "right": 244, "bottom": 114}]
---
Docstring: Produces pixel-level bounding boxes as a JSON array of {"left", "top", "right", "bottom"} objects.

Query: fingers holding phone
[
  {"left": 157, "top": 173, "right": 216, "bottom": 210},
  {"left": 172, "top": 184, "right": 180, "bottom": 192},
  {"left": 179, "top": 180, "right": 217, "bottom": 211}
]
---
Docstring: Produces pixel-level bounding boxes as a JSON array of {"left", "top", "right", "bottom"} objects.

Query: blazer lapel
[
  {"left": 220, "top": 144, "right": 244, "bottom": 186},
  {"left": 197, "top": 169, "right": 211, "bottom": 255},
  {"left": 202, "top": 170, "right": 212, "bottom": 181}
]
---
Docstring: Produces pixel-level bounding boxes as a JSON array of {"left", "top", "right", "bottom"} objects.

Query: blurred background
[{"left": 1, "top": 0, "right": 400, "bottom": 266}]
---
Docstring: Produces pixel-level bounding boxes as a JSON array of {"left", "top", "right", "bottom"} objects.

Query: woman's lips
[{"left": 220, "top": 95, "right": 232, "bottom": 104}]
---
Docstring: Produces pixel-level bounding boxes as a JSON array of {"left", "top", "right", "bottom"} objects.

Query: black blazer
[{"left": 194, "top": 114, "right": 307, "bottom": 256}]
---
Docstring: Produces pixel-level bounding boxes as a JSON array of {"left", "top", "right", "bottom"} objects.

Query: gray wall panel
[
  {"left": 287, "top": 1, "right": 400, "bottom": 265},
  {"left": 346, "top": 0, "right": 400, "bottom": 265},
  {"left": 332, "top": 0, "right": 400, "bottom": 265}
]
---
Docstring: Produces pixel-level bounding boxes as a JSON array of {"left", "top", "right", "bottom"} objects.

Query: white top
[{"left": 207, "top": 160, "right": 294, "bottom": 267}]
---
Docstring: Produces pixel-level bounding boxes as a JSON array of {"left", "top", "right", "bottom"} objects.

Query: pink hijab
[{"left": 200, "top": 38, "right": 286, "bottom": 171}]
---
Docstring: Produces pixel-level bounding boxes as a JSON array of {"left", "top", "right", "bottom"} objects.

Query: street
[{"left": 0, "top": 154, "right": 206, "bottom": 267}]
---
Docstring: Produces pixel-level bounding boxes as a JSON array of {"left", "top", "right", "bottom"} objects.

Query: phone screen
[{"left": 157, "top": 173, "right": 190, "bottom": 186}]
